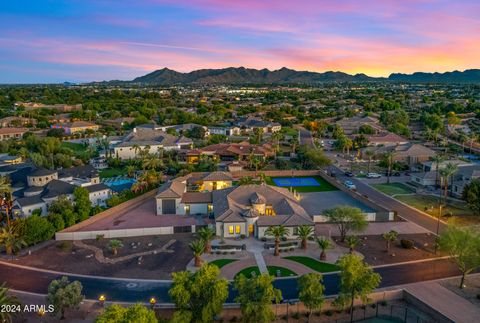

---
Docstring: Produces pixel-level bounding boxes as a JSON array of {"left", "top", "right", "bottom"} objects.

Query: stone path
[
  {"left": 221, "top": 258, "right": 257, "bottom": 280},
  {"left": 253, "top": 250, "right": 268, "bottom": 273},
  {"left": 404, "top": 281, "right": 480, "bottom": 323},
  {"left": 73, "top": 239, "right": 175, "bottom": 265}
]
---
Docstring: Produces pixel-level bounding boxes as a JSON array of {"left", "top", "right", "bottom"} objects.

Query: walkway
[
  {"left": 404, "top": 281, "right": 480, "bottom": 323},
  {"left": 316, "top": 221, "right": 429, "bottom": 237}
]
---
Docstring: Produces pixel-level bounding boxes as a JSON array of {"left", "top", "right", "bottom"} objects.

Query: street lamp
[
  {"left": 434, "top": 204, "right": 442, "bottom": 254},
  {"left": 149, "top": 297, "right": 157, "bottom": 309},
  {"left": 98, "top": 294, "right": 106, "bottom": 307}
]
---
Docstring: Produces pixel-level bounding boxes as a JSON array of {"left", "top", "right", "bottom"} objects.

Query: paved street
[
  {"left": 0, "top": 258, "right": 462, "bottom": 303},
  {"left": 295, "top": 126, "right": 316, "bottom": 148},
  {"left": 329, "top": 165, "right": 447, "bottom": 234}
]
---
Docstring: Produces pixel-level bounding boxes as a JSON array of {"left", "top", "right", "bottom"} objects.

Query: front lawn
[
  {"left": 371, "top": 183, "right": 414, "bottom": 196},
  {"left": 283, "top": 256, "right": 340, "bottom": 273},
  {"left": 234, "top": 266, "right": 297, "bottom": 278},
  {"left": 209, "top": 259, "right": 237, "bottom": 269},
  {"left": 100, "top": 167, "right": 127, "bottom": 178},
  {"left": 266, "top": 176, "right": 338, "bottom": 192},
  {"left": 61, "top": 142, "right": 86, "bottom": 153},
  {"left": 396, "top": 194, "right": 480, "bottom": 225}
]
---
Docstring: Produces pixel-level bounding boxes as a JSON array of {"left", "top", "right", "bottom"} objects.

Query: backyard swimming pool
[
  {"left": 272, "top": 177, "right": 320, "bottom": 187},
  {"left": 103, "top": 177, "right": 136, "bottom": 192}
]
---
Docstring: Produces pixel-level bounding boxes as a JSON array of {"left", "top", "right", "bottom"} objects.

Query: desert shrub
[
  {"left": 57, "top": 241, "right": 72, "bottom": 252},
  {"left": 400, "top": 239, "right": 414, "bottom": 249}
]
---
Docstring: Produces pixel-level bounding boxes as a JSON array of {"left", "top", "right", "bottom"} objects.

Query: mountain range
[{"left": 114, "top": 67, "right": 480, "bottom": 84}]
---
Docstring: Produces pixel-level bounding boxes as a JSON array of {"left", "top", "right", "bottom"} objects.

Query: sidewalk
[{"left": 404, "top": 280, "right": 480, "bottom": 323}]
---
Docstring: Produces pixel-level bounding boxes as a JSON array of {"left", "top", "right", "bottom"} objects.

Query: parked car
[
  {"left": 366, "top": 172, "right": 382, "bottom": 178},
  {"left": 330, "top": 171, "right": 336, "bottom": 177},
  {"left": 344, "top": 171, "right": 354, "bottom": 177},
  {"left": 385, "top": 171, "right": 401, "bottom": 177},
  {"left": 344, "top": 180, "right": 356, "bottom": 190}
]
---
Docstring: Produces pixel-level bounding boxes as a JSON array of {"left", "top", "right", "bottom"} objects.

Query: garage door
[{"left": 162, "top": 199, "right": 176, "bottom": 214}]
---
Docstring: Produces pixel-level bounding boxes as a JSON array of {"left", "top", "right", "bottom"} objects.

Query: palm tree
[
  {"left": 345, "top": 235, "right": 359, "bottom": 254},
  {"left": 468, "top": 133, "right": 478, "bottom": 153},
  {"left": 316, "top": 237, "right": 333, "bottom": 261},
  {"left": 265, "top": 225, "right": 288, "bottom": 256},
  {"left": 297, "top": 225, "right": 313, "bottom": 250},
  {"left": 430, "top": 155, "right": 445, "bottom": 189},
  {"left": 364, "top": 149, "right": 375, "bottom": 173},
  {"left": 0, "top": 283, "right": 21, "bottom": 323},
  {"left": 440, "top": 163, "right": 458, "bottom": 200},
  {"left": 271, "top": 131, "right": 283, "bottom": 158},
  {"left": 0, "top": 177, "right": 12, "bottom": 225},
  {"left": 197, "top": 227, "right": 215, "bottom": 254},
  {"left": 132, "top": 144, "right": 140, "bottom": 159},
  {"left": 107, "top": 239, "right": 123, "bottom": 256},
  {"left": 0, "top": 222, "right": 26, "bottom": 255},
  {"left": 189, "top": 239, "right": 205, "bottom": 267},
  {"left": 382, "top": 230, "right": 398, "bottom": 253},
  {"left": 126, "top": 165, "right": 136, "bottom": 178},
  {"left": 383, "top": 151, "right": 394, "bottom": 184}
]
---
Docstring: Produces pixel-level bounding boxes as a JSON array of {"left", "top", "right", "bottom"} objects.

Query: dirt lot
[
  {"left": 440, "top": 274, "right": 480, "bottom": 306},
  {"left": 335, "top": 233, "right": 441, "bottom": 265},
  {"left": 12, "top": 234, "right": 195, "bottom": 279}
]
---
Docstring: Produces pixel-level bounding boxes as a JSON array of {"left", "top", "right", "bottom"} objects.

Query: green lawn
[
  {"left": 61, "top": 142, "right": 86, "bottom": 153},
  {"left": 209, "top": 259, "right": 238, "bottom": 269},
  {"left": 283, "top": 256, "right": 340, "bottom": 273},
  {"left": 266, "top": 176, "right": 338, "bottom": 192},
  {"left": 234, "top": 266, "right": 297, "bottom": 279},
  {"left": 371, "top": 183, "right": 414, "bottom": 196},
  {"left": 99, "top": 167, "right": 127, "bottom": 178}
]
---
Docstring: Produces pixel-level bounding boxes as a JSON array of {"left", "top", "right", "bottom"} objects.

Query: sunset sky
[{"left": 1, "top": 0, "right": 479, "bottom": 83}]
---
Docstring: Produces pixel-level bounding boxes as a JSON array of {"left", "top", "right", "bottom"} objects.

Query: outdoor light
[
  {"left": 37, "top": 308, "right": 45, "bottom": 317},
  {"left": 149, "top": 297, "right": 157, "bottom": 308},
  {"left": 99, "top": 294, "right": 106, "bottom": 306}
]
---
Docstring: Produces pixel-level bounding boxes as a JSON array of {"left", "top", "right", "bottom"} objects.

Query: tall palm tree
[
  {"left": 383, "top": 151, "right": 395, "bottom": 184},
  {"left": 265, "top": 225, "right": 288, "bottom": 256},
  {"left": 197, "top": 227, "right": 215, "bottom": 254},
  {"left": 364, "top": 149, "right": 375, "bottom": 173},
  {"left": 316, "top": 237, "right": 333, "bottom": 261},
  {"left": 430, "top": 155, "right": 446, "bottom": 189},
  {"left": 382, "top": 230, "right": 398, "bottom": 253},
  {"left": 271, "top": 131, "right": 283, "bottom": 158},
  {"left": 297, "top": 225, "right": 313, "bottom": 250},
  {"left": 132, "top": 144, "right": 140, "bottom": 159},
  {"left": 345, "top": 235, "right": 359, "bottom": 254},
  {"left": 0, "top": 283, "right": 21, "bottom": 323},
  {"left": 440, "top": 163, "right": 458, "bottom": 200},
  {"left": 0, "top": 222, "right": 26, "bottom": 255},
  {"left": 189, "top": 239, "right": 205, "bottom": 267}
]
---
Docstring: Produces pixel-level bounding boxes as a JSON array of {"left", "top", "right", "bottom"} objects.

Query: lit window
[
  {"left": 235, "top": 225, "right": 241, "bottom": 234},
  {"left": 228, "top": 226, "right": 234, "bottom": 234},
  {"left": 207, "top": 204, "right": 213, "bottom": 213},
  {"left": 185, "top": 205, "right": 190, "bottom": 214}
]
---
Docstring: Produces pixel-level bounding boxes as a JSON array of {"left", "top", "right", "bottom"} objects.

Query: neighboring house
[
  {"left": 113, "top": 127, "right": 193, "bottom": 160},
  {"left": 0, "top": 128, "right": 28, "bottom": 141},
  {"left": 0, "top": 116, "right": 37, "bottom": 128},
  {"left": 451, "top": 165, "right": 480, "bottom": 198},
  {"left": 155, "top": 173, "right": 314, "bottom": 239},
  {"left": 336, "top": 116, "right": 382, "bottom": 135},
  {"left": 0, "top": 154, "right": 22, "bottom": 165},
  {"left": 366, "top": 132, "right": 409, "bottom": 146},
  {"left": 10, "top": 165, "right": 111, "bottom": 217},
  {"left": 208, "top": 126, "right": 241, "bottom": 137},
  {"left": 391, "top": 143, "right": 436, "bottom": 165},
  {"left": 236, "top": 116, "right": 281, "bottom": 134},
  {"left": 50, "top": 121, "right": 100, "bottom": 134},
  {"left": 159, "top": 123, "right": 210, "bottom": 138},
  {"left": 421, "top": 159, "right": 473, "bottom": 172},
  {"left": 410, "top": 171, "right": 437, "bottom": 187},
  {"left": 186, "top": 142, "right": 275, "bottom": 164},
  {"left": 102, "top": 117, "right": 135, "bottom": 129}
]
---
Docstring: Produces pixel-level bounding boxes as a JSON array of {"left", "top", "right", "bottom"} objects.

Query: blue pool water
[
  {"left": 272, "top": 177, "right": 320, "bottom": 187},
  {"left": 104, "top": 178, "right": 136, "bottom": 192}
]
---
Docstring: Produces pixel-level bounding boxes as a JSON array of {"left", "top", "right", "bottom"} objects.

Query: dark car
[
  {"left": 344, "top": 171, "right": 354, "bottom": 177},
  {"left": 330, "top": 171, "right": 336, "bottom": 177},
  {"left": 385, "top": 171, "right": 401, "bottom": 177}
]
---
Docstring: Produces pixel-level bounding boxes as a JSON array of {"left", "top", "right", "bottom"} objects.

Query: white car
[
  {"left": 366, "top": 173, "right": 382, "bottom": 178},
  {"left": 344, "top": 180, "right": 356, "bottom": 190}
]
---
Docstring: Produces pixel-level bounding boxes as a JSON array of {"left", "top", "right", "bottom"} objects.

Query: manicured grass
[
  {"left": 61, "top": 142, "right": 86, "bottom": 153},
  {"left": 283, "top": 256, "right": 340, "bottom": 273},
  {"left": 99, "top": 167, "right": 127, "bottom": 178},
  {"left": 234, "top": 266, "right": 297, "bottom": 279},
  {"left": 266, "top": 176, "right": 338, "bottom": 192},
  {"left": 209, "top": 259, "right": 238, "bottom": 269},
  {"left": 235, "top": 266, "right": 261, "bottom": 279},
  {"left": 371, "top": 183, "right": 414, "bottom": 196},
  {"left": 267, "top": 266, "right": 297, "bottom": 277}
]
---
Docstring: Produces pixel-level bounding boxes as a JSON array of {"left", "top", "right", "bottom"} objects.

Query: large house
[
  {"left": 0, "top": 117, "right": 37, "bottom": 128},
  {"left": 0, "top": 128, "right": 28, "bottom": 141},
  {"left": 50, "top": 121, "right": 100, "bottom": 134},
  {"left": 9, "top": 165, "right": 112, "bottom": 217},
  {"left": 186, "top": 142, "right": 275, "bottom": 164},
  {"left": 15, "top": 102, "right": 82, "bottom": 112},
  {"left": 155, "top": 172, "right": 314, "bottom": 239},
  {"left": 113, "top": 126, "right": 193, "bottom": 160},
  {"left": 363, "top": 143, "right": 436, "bottom": 168},
  {"left": 451, "top": 165, "right": 480, "bottom": 198},
  {"left": 366, "top": 133, "right": 409, "bottom": 146},
  {"left": 236, "top": 116, "right": 282, "bottom": 134},
  {"left": 336, "top": 116, "right": 382, "bottom": 135}
]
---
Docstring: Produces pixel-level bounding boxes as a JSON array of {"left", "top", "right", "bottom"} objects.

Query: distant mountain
[
  {"left": 131, "top": 67, "right": 381, "bottom": 84},
  {"left": 117, "top": 67, "right": 480, "bottom": 85},
  {"left": 388, "top": 69, "right": 480, "bottom": 83}
]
